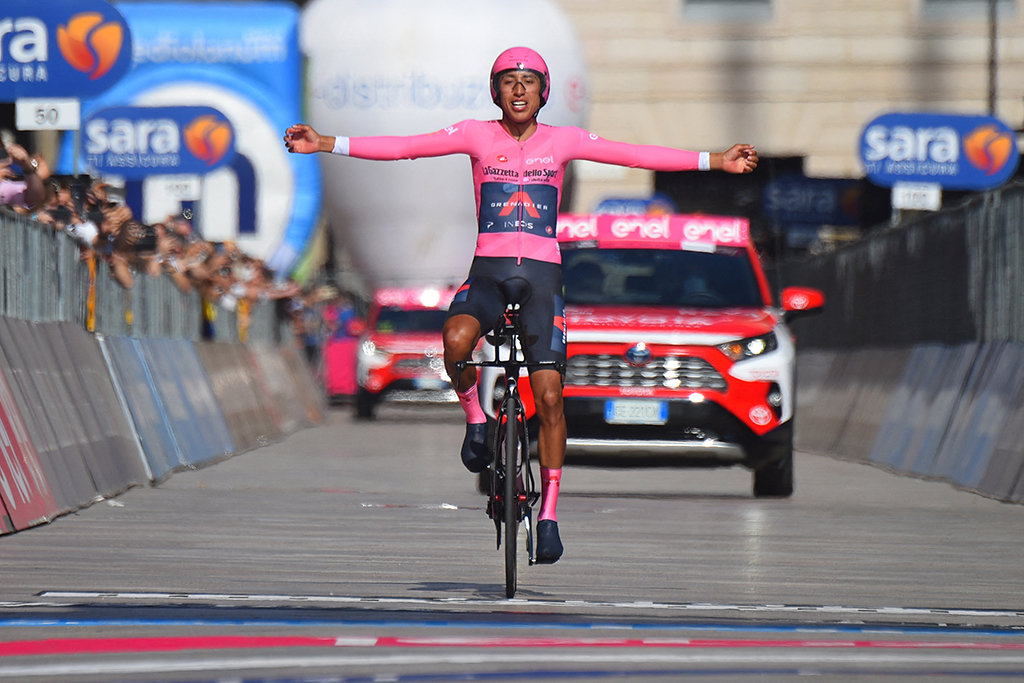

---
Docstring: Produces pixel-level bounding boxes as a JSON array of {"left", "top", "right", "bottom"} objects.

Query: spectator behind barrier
[
  {"left": 9, "top": 166, "right": 300, "bottom": 305},
  {"left": 2, "top": 140, "right": 317, "bottom": 346},
  {"left": 0, "top": 139, "right": 49, "bottom": 211}
]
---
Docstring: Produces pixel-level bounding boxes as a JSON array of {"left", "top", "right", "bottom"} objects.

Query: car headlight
[
  {"left": 359, "top": 340, "right": 391, "bottom": 368},
  {"left": 717, "top": 331, "right": 778, "bottom": 362}
]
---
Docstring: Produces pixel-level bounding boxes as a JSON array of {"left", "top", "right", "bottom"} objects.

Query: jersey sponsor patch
[{"left": 480, "top": 182, "right": 558, "bottom": 236}]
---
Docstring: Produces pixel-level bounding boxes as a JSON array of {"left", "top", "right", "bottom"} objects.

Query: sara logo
[
  {"left": 860, "top": 112, "right": 1019, "bottom": 190},
  {"left": 56, "top": 12, "right": 124, "bottom": 80},
  {"left": 184, "top": 115, "right": 234, "bottom": 166},
  {"left": 0, "top": 0, "right": 131, "bottom": 98},
  {"left": 963, "top": 124, "right": 1015, "bottom": 176},
  {"left": 84, "top": 106, "right": 235, "bottom": 180}
]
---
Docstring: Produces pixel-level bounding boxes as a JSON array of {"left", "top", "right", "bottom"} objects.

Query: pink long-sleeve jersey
[{"left": 338, "top": 119, "right": 702, "bottom": 265}]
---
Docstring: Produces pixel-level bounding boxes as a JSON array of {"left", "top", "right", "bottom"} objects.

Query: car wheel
[
  {"left": 355, "top": 389, "right": 377, "bottom": 420},
  {"left": 753, "top": 443, "right": 793, "bottom": 498}
]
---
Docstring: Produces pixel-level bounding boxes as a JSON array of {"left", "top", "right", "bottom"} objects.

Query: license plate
[
  {"left": 413, "top": 378, "right": 448, "bottom": 390},
  {"left": 604, "top": 399, "right": 668, "bottom": 425}
]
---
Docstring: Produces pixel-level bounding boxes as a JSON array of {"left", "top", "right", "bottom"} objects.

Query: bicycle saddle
[{"left": 499, "top": 276, "right": 532, "bottom": 306}]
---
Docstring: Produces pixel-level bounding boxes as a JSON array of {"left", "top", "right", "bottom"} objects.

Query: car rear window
[
  {"left": 375, "top": 307, "right": 448, "bottom": 333},
  {"left": 562, "top": 247, "right": 763, "bottom": 308}
]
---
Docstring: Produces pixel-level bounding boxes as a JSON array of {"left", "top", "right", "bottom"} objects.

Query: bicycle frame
[{"left": 458, "top": 304, "right": 559, "bottom": 597}]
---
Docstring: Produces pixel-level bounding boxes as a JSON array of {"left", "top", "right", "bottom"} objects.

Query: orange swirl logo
[
  {"left": 57, "top": 13, "right": 125, "bottom": 81},
  {"left": 963, "top": 124, "right": 1015, "bottom": 176},
  {"left": 184, "top": 115, "right": 234, "bottom": 166}
]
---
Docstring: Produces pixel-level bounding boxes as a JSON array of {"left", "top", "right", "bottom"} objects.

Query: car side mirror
[
  {"left": 781, "top": 286, "right": 825, "bottom": 323},
  {"left": 346, "top": 318, "right": 367, "bottom": 336}
]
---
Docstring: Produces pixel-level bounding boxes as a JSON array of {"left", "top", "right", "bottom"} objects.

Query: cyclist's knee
[
  {"left": 443, "top": 315, "right": 480, "bottom": 357},
  {"left": 533, "top": 381, "right": 563, "bottom": 423}
]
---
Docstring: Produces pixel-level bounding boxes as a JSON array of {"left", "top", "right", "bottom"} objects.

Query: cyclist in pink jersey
[{"left": 285, "top": 47, "right": 757, "bottom": 563}]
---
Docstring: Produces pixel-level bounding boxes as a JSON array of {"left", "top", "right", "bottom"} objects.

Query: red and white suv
[
  {"left": 355, "top": 287, "right": 458, "bottom": 419},
  {"left": 555, "top": 213, "right": 824, "bottom": 496}
]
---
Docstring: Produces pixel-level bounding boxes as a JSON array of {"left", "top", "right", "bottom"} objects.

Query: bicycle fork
[{"left": 489, "top": 387, "right": 536, "bottom": 562}]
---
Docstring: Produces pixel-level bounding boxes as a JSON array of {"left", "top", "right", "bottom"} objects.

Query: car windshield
[
  {"left": 562, "top": 247, "right": 763, "bottom": 308},
  {"left": 374, "top": 307, "right": 448, "bottom": 333}
]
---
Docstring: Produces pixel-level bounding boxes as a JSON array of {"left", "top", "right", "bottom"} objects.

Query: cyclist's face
[{"left": 498, "top": 70, "right": 542, "bottom": 121}]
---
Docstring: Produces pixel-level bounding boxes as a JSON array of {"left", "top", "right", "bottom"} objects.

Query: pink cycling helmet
[{"left": 490, "top": 47, "right": 550, "bottom": 107}]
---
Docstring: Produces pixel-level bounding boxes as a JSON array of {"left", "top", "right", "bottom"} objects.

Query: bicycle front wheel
[{"left": 503, "top": 393, "right": 520, "bottom": 598}]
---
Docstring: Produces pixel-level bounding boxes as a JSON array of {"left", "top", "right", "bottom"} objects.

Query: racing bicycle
[{"left": 457, "top": 303, "right": 561, "bottom": 598}]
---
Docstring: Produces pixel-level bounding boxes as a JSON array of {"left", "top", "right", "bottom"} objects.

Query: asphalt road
[{"left": 1, "top": 403, "right": 1023, "bottom": 682}]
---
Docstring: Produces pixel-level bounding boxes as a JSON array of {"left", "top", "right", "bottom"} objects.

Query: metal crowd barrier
[
  {"left": 0, "top": 210, "right": 290, "bottom": 344},
  {"left": 780, "top": 180, "right": 1024, "bottom": 349},
  {"left": 779, "top": 181, "right": 1024, "bottom": 504}
]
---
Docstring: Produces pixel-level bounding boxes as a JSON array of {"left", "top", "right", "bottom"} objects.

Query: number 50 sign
[{"left": 15, "top": 98, "right": 82, "bottom": 131}]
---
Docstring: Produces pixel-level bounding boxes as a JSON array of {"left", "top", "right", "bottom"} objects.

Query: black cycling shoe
[
  {"left": 535, "top": 519, "right": 563, "bottom": 564},
  {"left": 460, "top": 422, "right": 491, "bottom": 473}
]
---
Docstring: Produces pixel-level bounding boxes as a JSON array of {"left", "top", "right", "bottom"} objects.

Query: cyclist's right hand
[{"left": 284, "top": 123, "right": 324, "bottom": 154}]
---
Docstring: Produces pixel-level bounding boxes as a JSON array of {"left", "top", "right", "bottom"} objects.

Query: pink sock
[
  {"left": 457, "top": 382, "right": 486, "bottom": 424},
  {"left": 539, "top": 467, "right": 561, "bottom": 522}
]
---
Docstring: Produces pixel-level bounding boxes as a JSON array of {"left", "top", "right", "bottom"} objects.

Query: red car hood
[
  {"left": 565, "top": 305, "right": 777, "bottom": 345},
  {"left": 368, "top": 331, "right": 444, "bottom": 355}
]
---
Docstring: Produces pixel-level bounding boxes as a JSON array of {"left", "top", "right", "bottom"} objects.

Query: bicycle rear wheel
[{"left": 503, "top": 393, "right": 520, "bottom": 598}]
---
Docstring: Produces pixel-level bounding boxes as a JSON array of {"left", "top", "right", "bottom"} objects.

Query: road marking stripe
[
  {"left": 2, "top": 635, "right": 1024, "bottom": 657},
  {"left": 3, "top": 652, "right": 1024, "bottom": 678},
  {"left": 4, "top": 617, "right": 1022, "bottom": 638},
  {"left": 34, "top": 591, "right": 1024, "bottom": 620}
]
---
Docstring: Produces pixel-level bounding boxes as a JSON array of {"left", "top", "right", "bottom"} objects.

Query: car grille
[
  {"left": 565, "top": 354, "right": 727, "bottom": 391},
  {"left": 394, "top": 356, "right": 444, "bottom": 373}
]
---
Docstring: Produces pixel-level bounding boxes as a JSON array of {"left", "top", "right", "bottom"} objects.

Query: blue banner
[
  {"left": 83, "top": 105, "right": 235, "bottom": 179},
  {"left": 595, "top": 194, "right": 677, "bottom": 215},
  {"left": 860, "top": 112, "right": 1020, "bottom": 190},
  {"left": 0, "top": 0, "right": 132, "bottom": 100},
  {"left": 58, "top": 2, "right": 321, "bottom": 275},
  {"left": 763, "top": 176, "right": 860, "bottom": 226}
]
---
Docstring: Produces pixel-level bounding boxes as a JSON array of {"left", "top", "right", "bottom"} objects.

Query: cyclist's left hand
[
  {"left": 284, "top": 124, "right": 323, "bottom": 154},
  {"left": 721, "top": 144, "right": 758, "bottom": 174}
]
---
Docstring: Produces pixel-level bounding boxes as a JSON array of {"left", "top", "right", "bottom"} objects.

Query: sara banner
[
  {"left": 83, "top": 105, "right": 235, "bottom": 179},
  {"left": 859, "top": 112, "right": 1020, "bottom": 190},
  {"left": 0, "top": 0, "right": 132, "bottom": 100},
  {"left": 58, "top": 2, "right": 320, "bottom": 274}
]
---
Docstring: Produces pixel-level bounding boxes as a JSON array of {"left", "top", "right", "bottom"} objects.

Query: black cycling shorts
[{"left": 447, "top": 256, "right": 566, "bottom": 366}]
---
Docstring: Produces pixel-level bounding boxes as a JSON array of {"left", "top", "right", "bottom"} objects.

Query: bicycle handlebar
[
  {"left": 453, "top": 304, "right": 564, "bottom": 375},
  {"left": 455, "top": 358, "right": 564, "bottom": 373}
]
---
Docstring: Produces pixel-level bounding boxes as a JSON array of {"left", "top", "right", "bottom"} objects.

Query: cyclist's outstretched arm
[
  {"left": 284, "top": 122, "right": 477, "bottom": 161},
  {"left": 560, "top": 128, "right": 758, "bottom": 174}
]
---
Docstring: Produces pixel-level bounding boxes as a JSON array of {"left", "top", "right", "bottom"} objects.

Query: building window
[
  {"left": 923, "top": 0, "right": 1015, "bottom": 19},
  {"left": 683, "top": 0, "right": 772, "bottom": 22}
]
